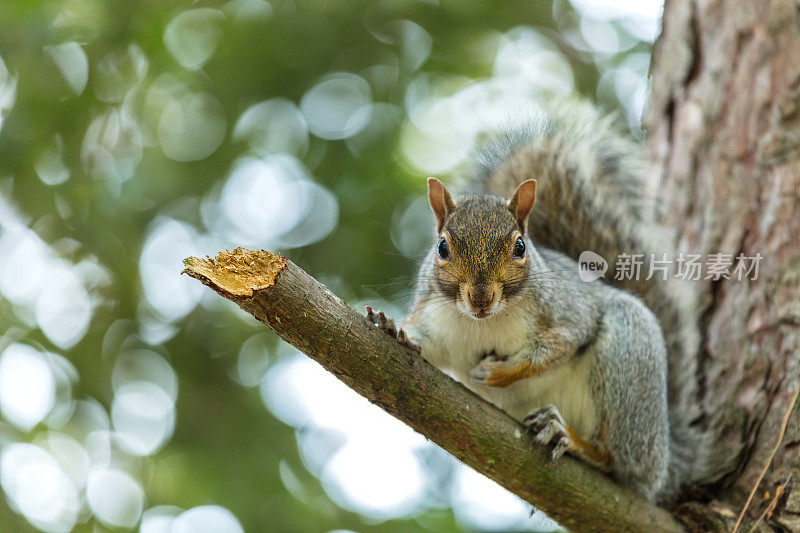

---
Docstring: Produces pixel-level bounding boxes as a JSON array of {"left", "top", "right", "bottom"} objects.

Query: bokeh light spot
[
  {"left": 112, "top": 349, "right": 178, "bottom": 401},
  {"left": 86, "top": 467, "right": 145, "bottom": 529},
  {"left": 140, "top": 505, "right": 183, "bottom": 533},
  {"left": 0, "top": 443, "right": 79, "bottom": 533},
  {"left": 206, "top": 154, "right": 338, "bottom": 249},
  {"left": 35, "top": 134, "right": 70, "bottom": 185},
  {"left": 46, "top": 42, "right": 89, "bottom": 96},
  {"left": 372, "top": 19, "right": 432, "bottom": 72},
  {"left": 0, "top": 227, "right": 49, "bottom": 307},
  {"left": 300, "top": 73, "right": 372, "bottom": 140},
  {"left": 0, "top": 54, "right": 16, "bottom": 132},
  {"left": 0, "top": 344, "right": 56, "bottom": 432},
  {"left": 81, "top": 107, "right": 143, "bottom": 185},
  {"left": 223, "top": 0, "right": 272, "bottom": 22},
  {"left": 451, "top": 464, "right": 557, "bottom": 531},
  {"left": 164, "top": 8, "right": 225, "bottom": 71},
  {"left": 321, "top": 442, "right": 427, "bottom": 519},
  {"left": 172, "top": 505, "right": 244, "bottom": 533},
  {"left": 112, "top": 381, "right": 176, "bottom": 456},
  {"left": 94, "top": 44, "right": 149, "bottom": 103},
  {"left": 35, "top": 263, "right": 92, "bottom": 349},
  {"left": 233, "top": 98, "right": 309, "bottom": 157},
  {"left": 139, "top": 217, "right": 205, "bottom": 322},
  {"left": 157, "top": 92, "right": 226, "bottom": 161}
]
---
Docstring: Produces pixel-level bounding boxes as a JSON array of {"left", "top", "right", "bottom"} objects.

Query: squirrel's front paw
[
  {"left": 523, "top": 405, "right": 574, "bottom": 461},
  {"left": 470, "top": 351, "right": 537, "bottom": 388},
  {"left": 364, "top": 306, "right": 420, "bottom": 354}
]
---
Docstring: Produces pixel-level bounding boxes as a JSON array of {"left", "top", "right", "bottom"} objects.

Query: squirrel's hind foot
[
  {"left": 524, "top": 405, "right": 613, "bottom": 471},
  {"left": 364, "top": 306, "right": 421, "bottom": 354},
  {"left": 523, "top": 405, "right": 574, "bottom": 461}
]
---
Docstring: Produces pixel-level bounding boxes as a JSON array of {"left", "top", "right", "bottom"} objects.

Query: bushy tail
[{"left": 460, "top": 99, "right": 719, "bottom": 500}]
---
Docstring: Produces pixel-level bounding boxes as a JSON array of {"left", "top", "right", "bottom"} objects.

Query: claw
[
  {"left": 523, "top": 405, "right": 574, "bottom": 461},
  {"left": 396, "top": 329, "right": 421, "bottom": 354},
  {"left": 551, "top": 436, "right": 570, "bottom": 460},
  {"left": 384, "top": 318, "right": 397, "bottom": 338},
  {"left": 376, "top": 311, "right": 397, "bottom": 338},
  {"left": 538, "top": 420, "right": 559, "bottom": 444},
  {"left": 364, "top": 305, "right": 420, "bottom": 354},
  {"left": 524, "top": 406, "right": 612, "bottom": 470}
]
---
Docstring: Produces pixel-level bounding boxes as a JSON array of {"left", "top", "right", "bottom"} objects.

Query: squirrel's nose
[{"left": 467, "top": 286, "right": 495, "bottom": 309}]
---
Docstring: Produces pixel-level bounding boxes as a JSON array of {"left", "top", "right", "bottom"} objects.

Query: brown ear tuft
[
  {"left": 427, "top": 178, "right": 455, "bottom": 233},
  {"left": 507, "top": 179, "right": 537, "bottom": 234}
]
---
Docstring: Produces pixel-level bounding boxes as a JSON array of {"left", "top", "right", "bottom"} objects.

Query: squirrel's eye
[
  {"left": 437, "top": 238, "right": 450, "bottom": 260},
  {"left": 513, "top": 237, "right": 526, "bottom": 258}
]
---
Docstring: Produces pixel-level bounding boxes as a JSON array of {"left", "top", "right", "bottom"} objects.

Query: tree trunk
[{"left": 646, "top": 0, "right": 800, "bottom": 529}]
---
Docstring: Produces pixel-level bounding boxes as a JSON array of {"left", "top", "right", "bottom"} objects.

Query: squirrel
[{"left": 365, "top": 99, "right": 717, "bottom": 503}]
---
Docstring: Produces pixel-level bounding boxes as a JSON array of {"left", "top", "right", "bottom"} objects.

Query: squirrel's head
[{"left": 427, "top": 177, "right": 536, "bottom": 320}]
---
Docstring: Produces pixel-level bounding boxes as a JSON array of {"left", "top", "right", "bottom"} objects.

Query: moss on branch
[{"left": 182, "top": 248, "right": 684, "bottom": 532}]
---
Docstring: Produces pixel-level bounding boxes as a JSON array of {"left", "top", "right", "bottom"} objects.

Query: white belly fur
[{"left": 408, "top": 304, "right": 599, "bottom": 438}]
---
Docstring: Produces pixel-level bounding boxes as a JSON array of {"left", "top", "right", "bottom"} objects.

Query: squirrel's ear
[
  {"left": 508, "top": 179, "right": 537, "bottom": 234},
  {"left": 427, "top": 177, "right": 455, "bottom": 233}
]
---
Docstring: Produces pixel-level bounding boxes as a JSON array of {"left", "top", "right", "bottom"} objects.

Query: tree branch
[{"left": 182, "top": 248, "right": 683, "bottom": 533}]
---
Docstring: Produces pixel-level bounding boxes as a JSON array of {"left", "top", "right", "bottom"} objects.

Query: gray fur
[
  {"left": 589, "top": 291, "right": 670, "bottom": 500},
  {"left": 405, "top": 99, "right": 716, "bottom": 503},
  {"left": 532, "top": 248, "right": 671, "bottom": 500}
]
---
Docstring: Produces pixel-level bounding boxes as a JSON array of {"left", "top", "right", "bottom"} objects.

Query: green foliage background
[{"left": 0, "top": 1, "right": 655, "bottom": 531}]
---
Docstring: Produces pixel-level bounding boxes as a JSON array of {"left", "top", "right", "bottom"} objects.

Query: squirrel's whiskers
[{"left": 364, "top": 100, "right": 712, "bottom": 503}]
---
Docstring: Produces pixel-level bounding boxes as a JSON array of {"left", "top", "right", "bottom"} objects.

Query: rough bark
[
  {"left": 182, "top": 249, "right": 683, "bottom": 533},
  {"left": 647, "top": 0, "right": 800, "bottom": 529}
]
